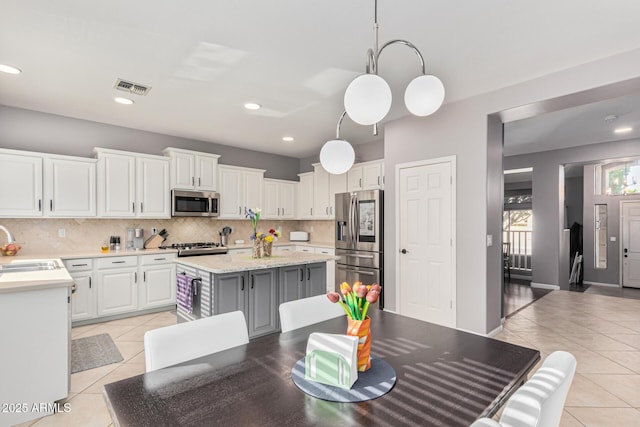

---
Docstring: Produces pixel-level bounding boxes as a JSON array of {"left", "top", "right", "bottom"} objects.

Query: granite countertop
[
  {"left": 0, "top": 258, "right": 73, "bottom": 294},
  {"left": 175, "top": 250, "right": 338, "bottom": 274},
  {"left": 225, "top": 241, "right": 335, "bottom": 250},
  {"left": 0, "top": 248, "right": 178, "bottom": 262}
]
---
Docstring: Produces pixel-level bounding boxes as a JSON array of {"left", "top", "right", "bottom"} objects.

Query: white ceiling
[{"left": 3, "top": 0, "right": 640, "bottom": 158}]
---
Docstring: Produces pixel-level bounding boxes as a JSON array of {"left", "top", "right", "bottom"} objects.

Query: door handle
[
  {"left": 192, "top": 177, "right": 195, "bottom": 186},
  {"left": 89, "top": 277, "right": 91, "bottom": 289},
  {"left": 143, "top": 271, "right": 146, "bottom": 282},
  {"left": 134, "top": 272, "right": 137, "bottom": 283},
  {"left": 308, "top": 268, "right": 311, "bottom": 280},
  {"left": 140, "top": 202, "right": 143, "bottom": 213},
  {"left": 198, "top": 177, "right": 201, "bottom": 187},
  {"left": 345, "top": 254, "right": 375, "bottom": 259},
  {"left": 241, "top": 276, "right": 244, "bottom": 290},
  {"left": 401, "top": 249, "right": 408, "bottom": 254},
  {"left": 339, "top": 267, "right": 376, "bottom": 276},
  {"left": 300, "top": 268, "right": 304, "bottom": 281},
  {"left": 50, "top": 199, "right": 53, "bottom": 211},
  {"left": 38, "top": 199, "right": 42, "bottom": 212},
  {"left": 251, "top": 274, "right": 254, "bottom": 289}
]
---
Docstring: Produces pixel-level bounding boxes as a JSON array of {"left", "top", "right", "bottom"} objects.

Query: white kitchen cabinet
[
  {"left": 218, "top": 164, "right": 265, "bottom": 218},
  {"left": 45, "top": 156, "right": 96, "bottom": 217},
  {"left": 95, "top": 148, "right": 170, "bottom": 218},
  {"left": 139, "top": 253, "right": 177, "bottom": 309},
  {"left": 0, "top": 150, "right": 43, "bottom": 217},
  {"left": 96, "top": 256, "right": 138, "bottom": 316},
  {"left": 163, "top": 147, "right": 220, "bottom": 191},
  {"left": 263, "top": 178, "right": 296, "bottom": 219},
  {"left": 297, "top": 172, "right": 314, "bottom": 219},
  {"left": 313, "top": 163, "right": 346, "bottom": 219},
  {"left": 347, "top": 160, "right": 384, "bottom": 192},
  {"left": 64, "top": 258, "right": 95, "bottom": 321}
]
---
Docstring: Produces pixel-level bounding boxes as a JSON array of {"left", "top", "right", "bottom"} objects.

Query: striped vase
[{"left": 347, "top": 316, "right": 372, "bottom": 372}]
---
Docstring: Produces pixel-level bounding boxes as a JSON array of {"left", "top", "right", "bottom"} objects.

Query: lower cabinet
[
  {"left": 279, "top": 263, "right": 327, "bottom": 305},
  {"left": 65, "top": 258, "right": 95, "bottom": 322},
  {"left": 96, "top": 262, "right": 138, "bottom": 317},
  {"left": 213, "top": 268, "right": 278, "bottom": 338},
  {"left": 139, "top": 254, "right": 177, "bottom": 309}
]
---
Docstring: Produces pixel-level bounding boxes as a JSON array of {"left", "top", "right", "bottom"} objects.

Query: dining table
[{"left": 103, "top": 311, "right": 540, "bottom": 427}]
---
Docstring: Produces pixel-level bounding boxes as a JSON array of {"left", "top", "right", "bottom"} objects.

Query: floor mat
[{"left": 71, "top": 333, "right": 123, "bottom": 374}]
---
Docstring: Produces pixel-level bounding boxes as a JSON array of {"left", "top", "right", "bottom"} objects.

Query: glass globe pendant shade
[
  {"left": 404, "top": 74, "right": 445, "bottom": 117},
  {"left": 344, "top": 74, "right": 392, "bottom": 125},
  {"left": 319, "top": 139, "right": 355, "bottom": 174}
]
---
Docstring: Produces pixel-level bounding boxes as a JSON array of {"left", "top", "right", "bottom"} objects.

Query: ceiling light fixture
[
  {"left": 114, "top": 97, "right": 134, "bottom": 105},
  {"left": 282, "top": 136, "right": 294, "bottom": 142},
  {"left": 0, "top": 64, "right": 22, "bottom": 74},
  {"left": 319, "top": 111, "right": 355, "bottom": 175},
  {"left": 343, "top": 0, "right": 445, "bottom": 126},
  {"left": 244, "top": 102, "right": 261, "bottom": 110},
  {"left": 614, "top": 126, "right": 633, "bottom": 134}
]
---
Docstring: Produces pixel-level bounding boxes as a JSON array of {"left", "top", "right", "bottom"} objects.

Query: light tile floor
[
  {"left": 15, "top": 290, "right": 640, "bottom": 427},
  {"left": 15, "top": 310, "right": 177, "bottom": 427},
  {"left": 494, "top": 290, "right": 640, "bottom": 427}
]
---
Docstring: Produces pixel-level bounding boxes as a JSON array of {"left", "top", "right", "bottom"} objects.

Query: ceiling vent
[{"left": 113, "top": 78, "right": 151, "bottom": 96}]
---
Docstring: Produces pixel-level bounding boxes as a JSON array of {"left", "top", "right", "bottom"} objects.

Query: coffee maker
[{"left": 133, "top": 228, "right": 144, "bottom": 250}]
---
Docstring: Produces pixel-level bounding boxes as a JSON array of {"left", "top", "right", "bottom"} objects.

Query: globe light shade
[
  {"left": 404, "top": 74, "right": 445, "bottom": 117},
  {"left": 320, "top": 139, "right": 355, "bottom": 175},
  {"left": 344, "top": 74, "right": 392, "bottom": 125}
]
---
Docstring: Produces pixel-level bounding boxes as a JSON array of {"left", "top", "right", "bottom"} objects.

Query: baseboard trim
[
  {"left": 509, "top": 273, "right": 532, "bottom": 281},
  {"left": 487, "top": 324, "right": 504, "bottom": 337},
  {"left": 457, "top": 325, "right": 503, "bottom": 337},
  {"left": 531, "top": 282, "right": 560, "bottom": 290},
  {"left": 583, "top": 281, "right": 619, "bottom": 288}
]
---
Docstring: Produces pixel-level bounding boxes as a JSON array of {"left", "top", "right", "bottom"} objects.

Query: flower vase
[
  {"left": 263, "top": 240, "right": 273, "bottom": 257},
  {"left": 347, "top": 316, "right": 372, "bottom": 372},
  {"left": 252, "top": 239, "right": 262, "bottom": 258}
]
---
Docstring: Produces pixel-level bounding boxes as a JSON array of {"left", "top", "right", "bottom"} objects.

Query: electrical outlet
[
  {"left": 151, "top": 227, "right": 158, "bottom": 235},
  {"left": 58, "top": 228, "right": 66, "bottom": 238}
]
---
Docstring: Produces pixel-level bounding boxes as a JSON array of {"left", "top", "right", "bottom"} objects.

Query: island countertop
[{"left": 174, "top": 250, "right": 339, "bottom": 274}]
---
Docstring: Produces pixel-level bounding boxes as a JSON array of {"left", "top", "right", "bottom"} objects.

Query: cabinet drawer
[
  {"left": 64, "top": 258, "right": 93, "bottom": 272},
  {"left": 97, "top": 256, "right": 137, "bottom": 269},
  {"left": 315, "top": 248, "right": 335, "bottom": 255},
  {"left": 139, "top": 253, "right": 176, "bottom": 265}
]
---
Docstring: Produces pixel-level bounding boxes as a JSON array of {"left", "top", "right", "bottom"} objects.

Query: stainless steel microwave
[{"left": 171, "top": 190, "right": 219, "bottom": 217}]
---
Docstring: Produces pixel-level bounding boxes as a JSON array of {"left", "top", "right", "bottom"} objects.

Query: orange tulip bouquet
[{"left": 327, "top": 282, "right": 381, "bottom": 371}]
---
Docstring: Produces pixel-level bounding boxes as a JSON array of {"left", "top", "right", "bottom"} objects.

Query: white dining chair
[
  {"left": 470, "top": 351, "right": 577, "bottom": 427},
  {"left": 144, "top": 310, "right": 249, "bottom": 372},
  {"left": 279, "top": 295, "right": 345, "bottom": 333}
]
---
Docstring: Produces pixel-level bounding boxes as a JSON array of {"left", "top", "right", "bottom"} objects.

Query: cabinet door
[
  {"left": 218, "top": 167, "right": 243, "bottom": 218},
  {"left": 243, "top": 170, "right": 264, "bottom": 215},
  {"left": 46, "top": 158, "right": 96, "bottom": 217},
  {"left": 347, "top": 165, "right": 363, "bottom": 192},
  {"left": 196, "top": 155, "right": 218, "bottom": 191},
  {"left": 279, "top": 265, "right": 305, "bottom": 304},
  {"left": 172, "top": 152, "right": 195, "bottom": 190},
  {"left": 306, "top": 262, "right": 327, "bottom": 297},
  {"left": 263, "top": 180, "right": 280, "bottom": 219},
  {"left": 140, "top": 264, "right": 176, "bottom": 309},
  {"left": 70, "top": 272, "right": 94, "bottom": 321},
  {"left": 137, "top": 157, "right": 170, "bottom": 218},
  {"left": 99, "top": 153, "right": 136, "bottom": 217},
  {"left": 362, "top": 161, "right": 383, "bottom": 189},
  {"left": 328, "top": 173, "right": 347, "bottom": 218},
  {"left": 214, "top": 271, "right": 246, "bottom": 315},
  {"left": 297, "top": 173, "right": 314, "bottom": 219},
  {"left": 313, "top": 166, "right": 330, "bottom": 219},
  {"left": 96, "top": 268, "right": 137, "bottom": 316},
  {"left": 248, "top": 268, "right": 278, "bottom": 338},
  {"left": 280, "top": 181, "right": 296, "bottom": 219},
  {"left": 0, "top": 153, "right": 42, "bottom": 217}
]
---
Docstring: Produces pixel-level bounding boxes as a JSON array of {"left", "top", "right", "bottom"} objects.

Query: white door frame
[{"left": 395, "top": 155, "right": 457, "bottom": 327}]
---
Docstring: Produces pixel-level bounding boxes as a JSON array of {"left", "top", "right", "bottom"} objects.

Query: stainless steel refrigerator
[{"left": 335, "top": 189, "right": 384, "bottom": 309}]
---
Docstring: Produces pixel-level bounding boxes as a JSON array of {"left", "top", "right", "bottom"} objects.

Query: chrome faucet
[{"left": 0, "top": 225, "right": 16, "bottom": 243}]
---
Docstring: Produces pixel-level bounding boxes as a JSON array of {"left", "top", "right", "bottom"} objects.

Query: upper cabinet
[
  {"left": 95, "top": 148, "right": 170, "bottom": 218},
  {"left": 218, "top": 164, "right": 265, "bottom": 218},
  {"left": 0, "top": 148, "right": 96, "bottom": 218},
  {"left": 263, "top": 178, "right": 297, "bottom": 219},
  {"left": 297, "top": 172, "right": 314, "bottom": 220},
  {"left": 347, "top": 160, "right": 384, "bottom": 192},
  {"left": 313, "top": 163, "right": 347, "bottom": 219},
  {"left": 162, "top": 148, "right": 220, "bottom": 191}
]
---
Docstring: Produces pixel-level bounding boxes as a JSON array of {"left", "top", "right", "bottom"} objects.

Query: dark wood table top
[{"left": 103, "top": 311, "right": 539, "bottom": 427}]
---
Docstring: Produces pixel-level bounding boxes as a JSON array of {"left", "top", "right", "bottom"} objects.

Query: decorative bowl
[{"left": 0, "top": 243, "right": 21, "bottom": 256}]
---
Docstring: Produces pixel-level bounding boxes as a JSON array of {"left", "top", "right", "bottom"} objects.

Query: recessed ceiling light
[
  {"left": 0, "top": 64, "right": 21, "bottom": 74},
  {"left": 114, "top": 97, "right": 134, "bottom": 105},
  {"left": 282, "top": 136, "right": 294, "bottom": 142},
  {"left": 244, "top": 102, "right": 261, "bottom": 110},
  {"left": 614, "top": 127, "right": 633, "bottom": 134}
]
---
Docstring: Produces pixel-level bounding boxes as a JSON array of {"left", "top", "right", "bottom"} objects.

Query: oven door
[{"left": 335, "top": 264, "right": 383, "bottom": 310}]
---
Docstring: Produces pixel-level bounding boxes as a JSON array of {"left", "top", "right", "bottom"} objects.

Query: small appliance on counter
[
  {"left": 290, "top": 231, "right": 309, "bottom": 242},
  {"left": 219, "top": 226, "right": 232, "bottom": 246},
  {"left": 133, "top": 228, "right": 144, "bottom": 250}
]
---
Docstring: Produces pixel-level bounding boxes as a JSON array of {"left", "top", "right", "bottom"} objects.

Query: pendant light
[{"left": 319, "top": 111, "right": 355, "bottom": 175}]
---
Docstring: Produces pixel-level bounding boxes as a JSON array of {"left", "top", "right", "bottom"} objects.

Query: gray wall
[
  {"left": 385, "top": 47, "right": 640, "bottom": 334},
  {"left": 0, "top": 105, "right": 301, "bottom": 180},
  {"left": 505, "top": 139, "right": 640, "bottom": 289},
  {"left": 299, "top": 139, "right": 384, "bottom": 173}
]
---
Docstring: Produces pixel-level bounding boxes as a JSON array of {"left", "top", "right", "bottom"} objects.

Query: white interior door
[
  {"left": 397, "top": 158, "right": 455, "bottom": 327},
  {"left": 622, "top": 201, "right": 640, "bottom": 288}
]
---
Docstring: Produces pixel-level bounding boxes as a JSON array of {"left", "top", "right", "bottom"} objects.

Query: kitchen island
[
  {"left": 0, "top": 258, "right": 73, "bottom": 426},
  {"left": 174, "top": 250, "right": 338, "bottom": 337}
]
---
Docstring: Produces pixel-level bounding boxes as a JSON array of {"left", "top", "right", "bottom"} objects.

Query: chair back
[
  {"left": 499, "top": 351, "right": 577, "bottom": 427},
  {"left": 279, "top": 295, "right": 345, "bottom": 333},
  {"left": 144, "top": 310, "right": 249, "bottom": 372}
]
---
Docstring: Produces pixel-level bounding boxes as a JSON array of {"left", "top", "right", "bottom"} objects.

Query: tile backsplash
[{"left": 0, "top": 218, "right": 335, "bottom": 255}]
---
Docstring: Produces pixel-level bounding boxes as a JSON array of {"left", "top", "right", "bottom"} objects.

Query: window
[{"left": 595, "top": 159, "right": 640, "bottom": 195}]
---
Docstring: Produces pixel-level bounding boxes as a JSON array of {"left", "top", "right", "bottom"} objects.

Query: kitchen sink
[{"left": 0, "top": 260, "right": 62, "bottom": 273}]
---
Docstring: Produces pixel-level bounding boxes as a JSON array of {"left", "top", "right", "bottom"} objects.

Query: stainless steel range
[{"left": 159, "top": 242, "right": 228, "bottom": 257}]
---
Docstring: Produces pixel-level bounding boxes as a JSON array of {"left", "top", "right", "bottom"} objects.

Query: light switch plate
[
  {"left": 58, "top": 228, "right": 66, "bottom": 238},
  {"left": 486, "top": 234, "right": 493, "bottom": 247}
]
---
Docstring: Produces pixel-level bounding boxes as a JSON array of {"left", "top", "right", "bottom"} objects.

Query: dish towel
[{"left": 176, "top": 273, "right": 194, "bottom": 314}]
